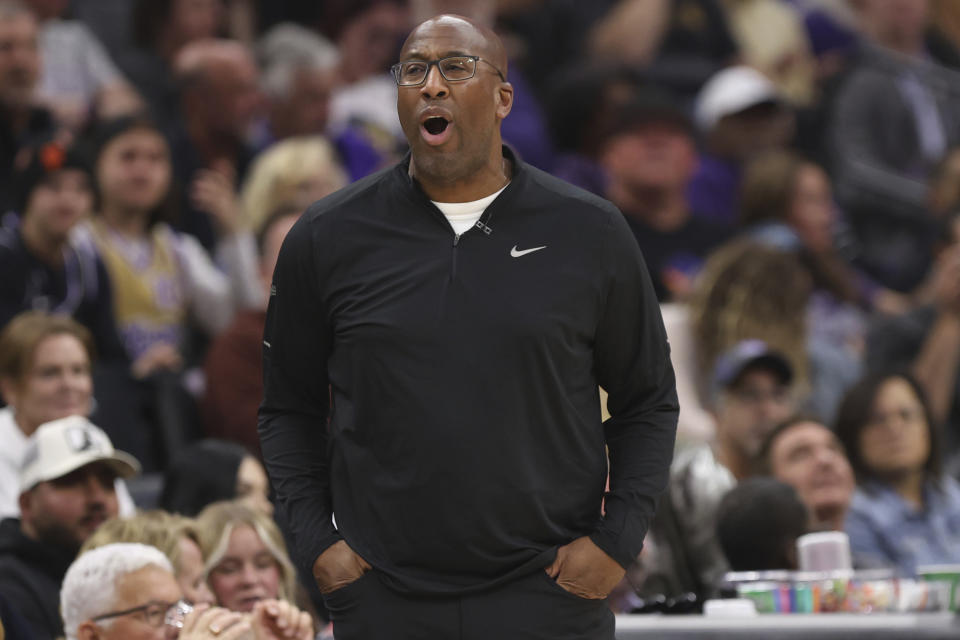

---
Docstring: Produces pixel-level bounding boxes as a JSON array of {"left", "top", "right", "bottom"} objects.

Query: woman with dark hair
[
  {"left": 835, "top": 370, "right": 960, "bottom": 575},
  {"left": 79, "top": 115, "right": 260, "bottom": 376},
  {"left": 160, "top": 439, "right": 272, "bottom": 517}
]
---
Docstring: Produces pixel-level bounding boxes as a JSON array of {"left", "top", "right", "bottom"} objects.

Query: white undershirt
[{"left": 432, "top": 185, "right": 508, "bottom": 236}]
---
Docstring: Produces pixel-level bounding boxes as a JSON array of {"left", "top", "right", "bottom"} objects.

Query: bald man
[{"left": 259, "top": 14, "right": 678, "bottom": 639}]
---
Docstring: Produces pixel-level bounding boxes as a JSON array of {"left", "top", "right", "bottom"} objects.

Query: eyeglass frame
[
  {"left": 91, "top": 599, "right": 194, "bottom": 628},
  {"left": 391, "top": 55, "right": 506, "bottom": 86}
]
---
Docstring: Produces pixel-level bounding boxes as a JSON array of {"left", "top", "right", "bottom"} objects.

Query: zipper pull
[{"left": 453, "top": 233, "right": 460, "bottom": 247}]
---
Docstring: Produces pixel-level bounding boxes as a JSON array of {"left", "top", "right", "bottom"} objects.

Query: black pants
[{"left": 323, "top": 569, "right": 615, "bottom": 640}]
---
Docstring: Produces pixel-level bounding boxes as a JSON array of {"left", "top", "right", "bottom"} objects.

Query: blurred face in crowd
[
  {"left": 768, "top": 421, "right": 854, "bottom": 526},
  {"left": 272, "top": 67, "right": 336, "bottom": 138},
  {"left": 716, "top": 366, "right": 796, "bottom": 462},
  {"left": 788, "top": 164, "right": 834, "bottom": 253},
  {"left": 194, "top": 54, "right": 261, "bottom": 140},
  {"left": 712, "top": 103, "right": 795, "bottom": 162},
  {"left": 169, "top": 0, "right": 223, "bottom": 45},
  {"left": 396, "top": 16, "right": 512, "bottom": 186},
  {"left": 24, "top": 169, "right": 93, "bottom": 245},
  {"left": 96, "top": 128, "right": 172, "bottom": 215},
  {"left": 0, "top": 332, "right": 93, "bottom": 435},
  {"left": 602, "top": 121, "right": 697, "bottom": 194},
  {"left": 79, "top": 564, "right": 183, "bottom": 640},
  {"left": 859, "top": 376, "right": 930, "bottom": 477},
  {"left": 20, "top": 461, "right": 119, "bottom": 552},
  {"left": 236, "top": 456, "right": 272, "bottom": 517},
  {"left": 0, "top": 11, "right": 39, "bottom": 110},
  {"left": 207, "top": 524, "right": 281, "bottom": 612},
  {"left": 176, "top": 535, "right": 215, "bottom": 606}
]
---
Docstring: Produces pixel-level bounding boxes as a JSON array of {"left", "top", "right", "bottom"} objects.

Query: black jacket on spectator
[
  {"left": 0, "top": 224, "right": 126, "bottom": 361},
  {"left": 0, "top": 518, "right": 74, "bottom": 640}
]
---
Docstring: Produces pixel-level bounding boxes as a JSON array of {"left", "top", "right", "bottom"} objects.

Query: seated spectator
[
  {"left": 0, "top": 138, "right": 125, "bottom": 360},
  {"left": 638, "top": 340, "right": 796, "bottom": 599},
  {"left": 716, "top": 477, "right": 809, "bottom": 572},
  {"left": 82, "top": 114, "right": 260, "bottom": 371},
  {"left": 0, "top": 415, "right": 139, "bottom": 639},
  {"left": 161, "top": 440, "right": 272, "bottom": 518},
  {"left": 758, "top": 416, "right": 855, "bottom": 533},
  {"left": 0, "top": 1, "right": 56, "bottom": 213},
  {"left": 24, "top": 0, "right": 141, "bottom": 130},
  {"left": 0, "top": 312, "right": 135, "bottom": 515},
  {"left": 82, "top": 511, "right": 215, "bottom": 606},
  {"left": 836, "top": 371, "right": 960, "bottom": 575},
  {"left": 598, "top": 87, "right": 731, "bottom": 301},
  {"left": 61, "top": 542, "right": 314, "bottom": 640},
  {"left": 255, "top": 23, "right": 382, "bottom": 182},
  {"left": 168, "top": 39, "right": 263, "bottom": 251},
  {"left": 195, "top": 501, "right": 299, "bottom": 614},
  {"left": 240, "top": 138, "right": 346, "bottom": 232},
  {"left": 203, "top": 208, "right": 301, "bottom": 455},
  {"left": 687, "top": 65, "right": 795, "bottom": 226},
  {"left": 829, "top": 0, "right": 960, "bottom": 291}
]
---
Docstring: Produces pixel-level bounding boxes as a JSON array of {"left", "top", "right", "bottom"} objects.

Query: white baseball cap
[
  {"left": 694, "top": 65, "right": 781, "bottom": 132},
  {"left": 19, "top": 415, "right": 140, "bottom": 492}
]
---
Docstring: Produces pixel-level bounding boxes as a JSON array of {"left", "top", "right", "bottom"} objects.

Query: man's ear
[
  {"left": 18, "top": 489, "right": 33, "bottom": 523},
  {"left": 495, "top": 82, "right": 514, "bottom": 120},
  {"left": 76, "top": 620, "right": 101, "bottom": 640}
]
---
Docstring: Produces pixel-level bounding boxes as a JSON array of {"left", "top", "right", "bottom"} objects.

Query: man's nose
[{"left": 420, "top": 64, "right": 448, "bottom": 99}]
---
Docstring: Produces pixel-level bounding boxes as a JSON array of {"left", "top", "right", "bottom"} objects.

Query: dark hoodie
[{"left": 0, "top": 518, "right": 75, "bottom": 639}]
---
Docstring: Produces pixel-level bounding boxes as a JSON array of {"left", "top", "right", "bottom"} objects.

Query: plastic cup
[{"left": 916, "top": 564, "right": 960, "bottom": 612}]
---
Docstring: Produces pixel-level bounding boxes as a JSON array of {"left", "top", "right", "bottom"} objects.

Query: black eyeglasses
[
  {"left": 92, "top": 599, "right": 193, "bottom": 628},
  {"left": 391, "top": 55, "right": 505, "bottom": 86}
]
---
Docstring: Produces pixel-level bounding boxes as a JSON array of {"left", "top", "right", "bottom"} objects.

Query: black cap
[
  {"left": 713, "top": 339, "right": 794, "bottom": 391},
  {"left": 13, "top": 137, "right": 91, "bottom": 215},
  {"left": 599, "top": 87, "right": 694, "bottom": 146}
]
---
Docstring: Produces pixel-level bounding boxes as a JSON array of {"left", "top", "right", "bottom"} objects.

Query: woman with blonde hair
[
  {"left": 689, "top": 239, "right": 861, "bottom": 420},
  {"left": 81, "top": 510, "right": 215, "bottom": 606},
  {"left": 195, "top": 500, "right": 300, "bottom": 615},
  {"left": 240, "top": 136, "right": 349, "bottom": 232}
]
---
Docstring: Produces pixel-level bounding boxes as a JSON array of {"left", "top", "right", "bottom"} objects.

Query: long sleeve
[
  {"left": 214, "top": 230, "right": 264, "bottom": 310},
  {"left": 176, "top": 232, "right": 236, "bottom": 335},
  {"left": 590, "top": 211, "right": 679, "bottom": 569},
  {"left": 257, "top": 217, "right": 340, "bottom": 570}
]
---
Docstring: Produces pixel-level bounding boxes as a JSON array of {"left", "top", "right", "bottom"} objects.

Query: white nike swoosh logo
[{"left": 510, "top": 245, "right": 547, "bottom": 257}]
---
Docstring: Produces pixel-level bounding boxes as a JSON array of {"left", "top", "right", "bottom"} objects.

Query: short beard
[{"left": 31, "top": 518, "right": 83, "bottom": 556}]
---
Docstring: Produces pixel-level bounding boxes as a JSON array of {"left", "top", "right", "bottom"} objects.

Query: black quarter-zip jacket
[{"left": 259, "top": 147, "right": 679, "bottom": 596}]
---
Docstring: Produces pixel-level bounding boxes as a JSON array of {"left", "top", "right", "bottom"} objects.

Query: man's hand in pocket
[{"left": 313, "top": 540, "right": 371, "bottom": 594}]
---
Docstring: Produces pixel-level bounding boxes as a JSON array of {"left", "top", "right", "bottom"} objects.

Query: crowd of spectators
[{"left": 2, "top": 0, "right": 960, "bottom": 636}]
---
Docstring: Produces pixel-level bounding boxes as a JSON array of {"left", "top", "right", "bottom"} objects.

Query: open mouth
[
  {"left": 423, "top": 116, "right": 449, "bottom": 135},
  {"left": 420, "top": 115, "right": 453, "bottom": 146}
]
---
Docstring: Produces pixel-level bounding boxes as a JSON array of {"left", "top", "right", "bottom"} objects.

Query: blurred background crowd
[{"left": 3, "top": 0, "right": 960, "bottom": 637}]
